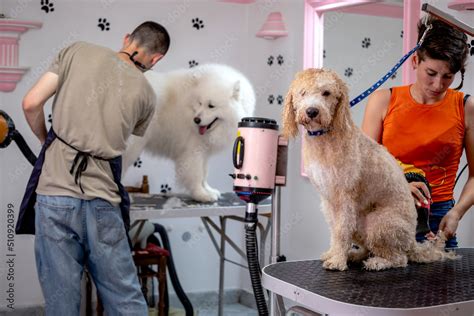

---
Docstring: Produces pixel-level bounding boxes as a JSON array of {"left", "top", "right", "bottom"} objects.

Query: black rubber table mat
[{"left": 264, "top": 248, "right": 474, "bottom": 308}]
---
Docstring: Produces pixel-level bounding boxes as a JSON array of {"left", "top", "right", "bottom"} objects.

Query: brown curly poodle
[{"left": 282, "top": 68, "right": 456, "bottom": 271}]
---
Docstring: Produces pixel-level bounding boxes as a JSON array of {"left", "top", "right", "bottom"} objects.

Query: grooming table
[
  {"left": 263, "top": 248, "right": 474, "bottom": 316},
  {"left": 129, "top": 192, "right": 272, "bottom": 316}
]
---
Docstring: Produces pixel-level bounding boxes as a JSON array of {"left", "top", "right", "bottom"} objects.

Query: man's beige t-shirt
[{"left": 36, "top": 41, "right": 156, "bottom": 204}]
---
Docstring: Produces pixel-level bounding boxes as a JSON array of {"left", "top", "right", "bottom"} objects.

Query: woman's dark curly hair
[{"left": 417, "top": 16, "right": 469, "bottom": 90}]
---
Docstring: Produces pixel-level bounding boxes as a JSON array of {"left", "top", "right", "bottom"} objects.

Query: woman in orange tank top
[{"left": 362, "top": 17, "right": 472, "bottom": 248}]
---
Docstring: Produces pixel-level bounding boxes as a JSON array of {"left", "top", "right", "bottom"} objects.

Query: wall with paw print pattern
[
  {"left": 0, "top": 0, "right": 472, "bottom": 310},
  {"left": 0, "top": 0, "right": 305, "bottom": 308}
]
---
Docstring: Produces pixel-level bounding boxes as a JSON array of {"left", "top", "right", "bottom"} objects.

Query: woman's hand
[
  {"left": 425, "top": 231, "right": 436, "bottom": 240},
  {"left": 439, "top": 210, "right": 461, "bottom": 239},
  {"left": 409, "top": 181, "right": 431, "bottom": 208}
]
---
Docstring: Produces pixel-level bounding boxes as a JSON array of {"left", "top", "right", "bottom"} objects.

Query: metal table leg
[
  {"left": 218, "top": 216, "right": 227, "bottom": 316},
  {"left": 201, "top": 214, "right": 271, "bottom": 316},
  {"left": 270, "top": 187, "right": 286, "bottom": 316}
]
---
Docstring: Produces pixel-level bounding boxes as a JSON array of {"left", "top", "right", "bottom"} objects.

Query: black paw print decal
[
  {"left": 268, "top": 94, "right": 275, "bottom": 104},
  {"left": 400, "top": 30, "right": 404, "bottom": 38},
  {"left": 344, "top": 67, "right": 353, "bottom": 77},
  {"left": 469, "top": 40, "right": 474, "bottom": 56},
  {"left": 48, "top": 114, "right": 52, "bottom": 124},
  {"left": 277, "top": 55, "right": 284, "bottom": 65},
  {"left": 98, "top": 18, "right": 110, "bottom": 31},
  {"left": 391, "top": 71, "right": 397, "bottom": 80},
  {"left": 277, "top": 95, "right": 284, "bottom": 105},
  {"left": 192, "top": 18, "right": 204, "bottom": 30},
  {"left": 267, "top": 55, "right": 274, "bottom": 66},
  {"left": 41, "top": 0, "right": 55, "bottom": 13},
  {"left": 160, "top": 184, "right": 172, "bottom": 194},
  {"left": 189, "top": 60, "right": 199, "bottom": 68},
  {"left": 133, "top": 157, "right": 142, "bottom": 168},
  {"left": 362, "top": 37, "right": 371, "bottom": 48}
]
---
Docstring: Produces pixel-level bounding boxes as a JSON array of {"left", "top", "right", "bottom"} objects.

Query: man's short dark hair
[{"left": 130, "top": 21, "right": 170, "bottom": 55}]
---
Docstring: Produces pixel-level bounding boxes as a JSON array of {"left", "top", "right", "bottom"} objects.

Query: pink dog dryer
[
  {"left": 231, "top": 117, "right": 286, "bottom": 204},
  {"left": 230, "top": 117, "right": 288, "bottom": 316}
]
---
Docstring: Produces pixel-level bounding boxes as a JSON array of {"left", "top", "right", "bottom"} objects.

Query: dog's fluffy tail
[{"left": 407, "top": 232, "right": 459, "bottom": 263}]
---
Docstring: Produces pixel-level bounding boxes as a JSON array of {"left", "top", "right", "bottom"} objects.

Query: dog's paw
[
  {"left": 322, "top": 256, "right": 348, "bottom": 271},
  {"left": 203, "top": 183, "right": 221, "bottom": 200},
  {"left": 320, "top": 249, "right": 335, "bottom": 261},
  {"left": 191, "top": 188, "right": 219, "bottom": 202},
  {"left": 363, "top": 256, "right": 406, "bottom": 271},
  {"left": 207, "top": 187, "right": 221, "bottom": 199}
]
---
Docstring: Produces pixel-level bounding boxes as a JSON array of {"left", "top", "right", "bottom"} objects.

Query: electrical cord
[{"left": 454, "top": 163, "right": 468, "bottom": 189}]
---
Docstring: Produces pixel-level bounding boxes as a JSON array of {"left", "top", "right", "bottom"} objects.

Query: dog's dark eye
[
  {"left": 208, "top": 104, "right": 215, "bottom": 109},
  {"left": 300, "top": 90, "right": 306, "bottom": 96},
  {"left": 322, "top": 91, "right": 331, "bottom": 97}
]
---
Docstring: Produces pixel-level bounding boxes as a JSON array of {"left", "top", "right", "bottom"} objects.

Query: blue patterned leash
[
  {"left": 349, "top": 24, "right": 432, "bottom": 108},
  {"left": 309, "top": 45, "right": 421, "bottom": 137}
]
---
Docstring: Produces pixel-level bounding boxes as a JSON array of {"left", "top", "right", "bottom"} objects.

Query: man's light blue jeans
[{"left": 34, "top": 194, "right": 147, "bottom": 315}]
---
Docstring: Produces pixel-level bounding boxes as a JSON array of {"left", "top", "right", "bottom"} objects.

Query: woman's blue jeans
[
  {"left": 34, "top": 195, "right": 147, "bottom": 315},
  {"left": 416, "top": 199, "right": 458, "bottom": 248}
]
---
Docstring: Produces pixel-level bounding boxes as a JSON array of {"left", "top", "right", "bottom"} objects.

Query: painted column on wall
[{"left": 0, "top": 19, "right": 42, "bottom": 92}]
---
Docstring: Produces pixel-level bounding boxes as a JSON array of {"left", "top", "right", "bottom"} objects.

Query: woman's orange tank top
[{"left": 382, "top": 86, "right": 465, "bottom": 202}]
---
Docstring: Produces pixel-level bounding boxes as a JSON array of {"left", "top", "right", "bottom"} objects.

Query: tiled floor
[
  {"left": 170, "top": 304, "right": 257, "bottom": 316},
  {"left": 169, "top": 289, "right": 258, "bottom": 316},
  {"left": 195, "top": 303, "right": 257, "bottom": 316},
  {"left": 3, "top": 304, "right": 257, "bottom": 316},
  {"left": 3, "top": 291, "right": 259, "bottom": 316}
]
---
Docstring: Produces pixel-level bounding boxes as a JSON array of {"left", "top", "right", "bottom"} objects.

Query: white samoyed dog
[{"left": 123, "top": 64, "right": 256, "bottom": 202}]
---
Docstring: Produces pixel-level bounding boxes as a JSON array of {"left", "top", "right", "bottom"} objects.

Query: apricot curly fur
[{"left": 282, "top": 68, "right": 457, "bottom": 271}]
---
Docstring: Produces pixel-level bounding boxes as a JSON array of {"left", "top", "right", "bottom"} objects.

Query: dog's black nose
[
  {"left": 194, "top": 117, "right": 201, "bottom": 124},
  {"left": 306, "top": 107, "right": 319, "bottom": 119}
]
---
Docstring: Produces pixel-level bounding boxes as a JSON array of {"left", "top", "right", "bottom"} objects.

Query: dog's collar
[{"left": 307, "top": 129, "right": 330, "bottom": 137}]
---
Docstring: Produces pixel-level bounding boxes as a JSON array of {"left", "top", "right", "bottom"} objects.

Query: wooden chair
[{"left": 133, "top": 246, "right": 170, "bottom": 315}]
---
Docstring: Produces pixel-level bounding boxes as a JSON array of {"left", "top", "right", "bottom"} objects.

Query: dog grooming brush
[{"left": 405, "top": 172, "right": 432, "bottom": 235}]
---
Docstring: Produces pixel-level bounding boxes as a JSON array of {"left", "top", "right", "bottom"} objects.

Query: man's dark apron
[{"left": 16, "top": 128, "right": 131, "bottom": 239}]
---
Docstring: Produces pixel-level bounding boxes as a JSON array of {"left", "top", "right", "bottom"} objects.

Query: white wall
[
  {"left": 0, "top": 0, "right": 304, "bottom": 310},
  {"left": 0, "top": 0, "right": 472, "bottom": 311}
]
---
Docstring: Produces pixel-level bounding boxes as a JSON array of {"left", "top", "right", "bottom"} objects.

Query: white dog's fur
[{"left": 123, "top": 64, "right": 255, "bottom": 202}]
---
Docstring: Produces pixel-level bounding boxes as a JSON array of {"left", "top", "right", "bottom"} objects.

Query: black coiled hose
[
  {"left": 0, "top": 110, "right": 37, "bottom": 166},
  {"left": 152, "top": 223, "right": 194, "bottom": 316},
  {"left": 245, "top": 222, "right": 268, "bottom": 316},
  {"left": 11, "top": 130, "right": 37, "bottom": 166}
]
